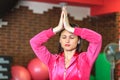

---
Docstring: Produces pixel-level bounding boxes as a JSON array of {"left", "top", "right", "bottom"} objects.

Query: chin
[{"left": 64, "top": 48, "right": 76, "bottom": 51}]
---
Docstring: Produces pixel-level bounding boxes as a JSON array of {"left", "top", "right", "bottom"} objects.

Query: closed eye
[
  {"left": 61, "top": 35, "right": 66, "bottom": 39},
  {"left": 70, "top": 35, "right": 76, "bottom": 39}
]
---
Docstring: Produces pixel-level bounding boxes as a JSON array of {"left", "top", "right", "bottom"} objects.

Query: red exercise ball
[
  {"left": 27, "top": 58, "right": 49, "bottom": 80},
  {"left": 11, "top": 65, "right": 31, "bottom": 80}
]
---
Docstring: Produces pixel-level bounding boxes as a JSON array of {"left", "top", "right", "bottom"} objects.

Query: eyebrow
[{"left": 61, "top": 34, "right": 76, "bottom": 37}]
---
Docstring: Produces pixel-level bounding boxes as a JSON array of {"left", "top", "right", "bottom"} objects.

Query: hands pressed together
[{"left": 53, "top": 6, "right": 74, "bottom": 33}]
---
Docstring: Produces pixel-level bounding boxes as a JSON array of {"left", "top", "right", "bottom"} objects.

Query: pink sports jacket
[{"left": 30, "top": 27, "right": 102, "bottom": 80}]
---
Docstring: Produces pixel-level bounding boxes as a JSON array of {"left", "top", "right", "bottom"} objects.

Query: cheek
[
  {"left": 59, "top": 39, "right": 64, "bottom": 45},
  {"left": 72, "top": 41, "right": 78, "bottom": 46},
  {"left": 72, "top": 39, "right": 79, "bottom": 44},
  {"left": 60, "top": 40, "right": 66, "bottom": 44},
  {"left": 71, "top": 40, "right": 79, "bottom": 46}
]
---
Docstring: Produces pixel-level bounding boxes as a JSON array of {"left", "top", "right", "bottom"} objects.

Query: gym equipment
[
  {"left": 27, "top": 58, "right": 49, "bottom": 80},
  {"left": 11, "top": 65, "right": 31, "bottom": 80}
]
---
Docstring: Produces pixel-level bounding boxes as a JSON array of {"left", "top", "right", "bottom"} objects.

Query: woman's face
[{"left": 59, "top": 30, "right": 79, "bottom": 51}]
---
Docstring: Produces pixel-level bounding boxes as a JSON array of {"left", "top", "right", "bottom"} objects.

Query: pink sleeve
[
  {"left": 30, "top": 28, "right": 56, "bottom": 65},
  {"left": 74, "top": 27, "right": 102, "bottom": 66}
]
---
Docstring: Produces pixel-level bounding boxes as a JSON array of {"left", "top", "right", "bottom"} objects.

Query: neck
[{"left": 64, "top": 49, "right": 76, "bottom": 60}]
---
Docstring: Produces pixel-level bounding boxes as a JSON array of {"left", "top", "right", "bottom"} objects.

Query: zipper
[
  {"left": 64, "top": 68, "right": 66, "bottom": 80},
  {"left": 77, "top": 56, "right": 81, "bottom": 79}
]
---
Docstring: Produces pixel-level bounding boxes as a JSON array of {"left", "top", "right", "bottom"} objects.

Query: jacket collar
[{"left": 60, "top": 52, "right": 79, "bottom": 57}]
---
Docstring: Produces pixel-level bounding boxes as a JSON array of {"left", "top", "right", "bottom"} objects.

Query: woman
[{"left": 30, "top": 6, "right": 102, "bottom": 80}]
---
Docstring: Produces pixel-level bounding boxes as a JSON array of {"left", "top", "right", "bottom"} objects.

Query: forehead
[{"left": 60, "top": 30, "right": 75, "bottom": 36}]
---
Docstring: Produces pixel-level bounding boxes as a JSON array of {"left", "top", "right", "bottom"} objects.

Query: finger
[
  {"left": 58, "top": 10, "right": 64, "bottom": 26},
  {"left": 63, "top": 11, "right": 68, "bottom": 20},
  {"left": 61, "top": 10, "right": 64, "bottom": 17},
  {"left": 63, "top": 7, "right": 68, "bottom": 18},
  {"left": 62, "top": 6, "right": 65, "bottom": 10},
  {"left": 62, "top": 6, "right": 66, "bottom": 10},
  {"left": 59, "top": 9, "right": 64, "bottom": 20},
  {"left": 60, "top": 11, "right": 64, "bottom": 22}
]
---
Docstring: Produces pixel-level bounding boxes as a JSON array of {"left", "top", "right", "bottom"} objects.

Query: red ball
[
  {"left": 11, "top": 65, "right": 31, "bottom": 80},
  {"left": 27, "top": 58, "right": 49, "bottom": 80}
]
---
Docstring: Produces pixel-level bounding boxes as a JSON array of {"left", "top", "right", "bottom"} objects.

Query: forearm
[
  {"left": 30, "top": 28, "right": 55, "bottom": 45},
  {"left": 74, "top": 27, "right": 102, "bottom": 65},
  {"left": 29, "top": 28, "right": 55, "bottom": 65},
  {"left": 74, "top": 27, "right": 102, "bottom": 43}
]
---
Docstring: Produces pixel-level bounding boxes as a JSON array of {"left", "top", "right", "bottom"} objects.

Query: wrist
[
  {"left": 65, "top": 26, "right": 74, "bottom": 33},
  {"left": 53, "top": 27, "right": 58, "bottom": 34},
  {"left": 69, "top": 27, "right": 74, "bottom": 33},
  {"left": 53, "top": 26, "right": 61, "bottom": 34}
]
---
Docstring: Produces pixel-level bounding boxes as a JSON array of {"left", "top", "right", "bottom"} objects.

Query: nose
[{"left": 65, "top": 37, "right": 70, "bottom": 43}]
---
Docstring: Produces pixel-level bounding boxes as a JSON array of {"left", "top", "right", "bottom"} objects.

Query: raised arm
[
  {"left": 53, "top": 7, "right": 64, "bottom": 33},
  {"left": 63, "top": 6, "right": 102, "bottom": 66},
  {"left": 30, "top": 28, "right": 55, "bottom": 65},
  {"left": 74, "top": 27, "right": 102, "bottom": 66},
  {"left": 30, "top": 7, "right": 65, "bottom": 65}
]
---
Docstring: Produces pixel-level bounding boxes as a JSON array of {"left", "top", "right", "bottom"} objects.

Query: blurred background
[{"left": 0, "top": 0, "right": 120, "bottom": 80}]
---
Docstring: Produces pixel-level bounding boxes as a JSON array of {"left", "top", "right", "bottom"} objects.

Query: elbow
[
  {"left": 29, "top": 38, "right": 37, "bottom": 50},
  {"left": 99, "top": 34, "right": 102, "bottom": 43},
  {"left": 94, "top": 34, "right": 102, "bottom": 43},
  {"left": 29, "top": 38, "right": 34, "bottom": 46},
  {"left": 96, "top": 34, "right": 102, "bottom": 47}
]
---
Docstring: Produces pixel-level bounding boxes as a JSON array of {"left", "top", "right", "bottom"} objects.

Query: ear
[
  {"left": 59, "top": 39, "right": 61, "bottom": 44},
  {"left": 78, "top": 39, "right": 80, "bottom": 44}
]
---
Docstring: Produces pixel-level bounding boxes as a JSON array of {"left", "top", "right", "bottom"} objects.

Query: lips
[{"left": 65, "top": 44, "right": 70, "bottom": 46}]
